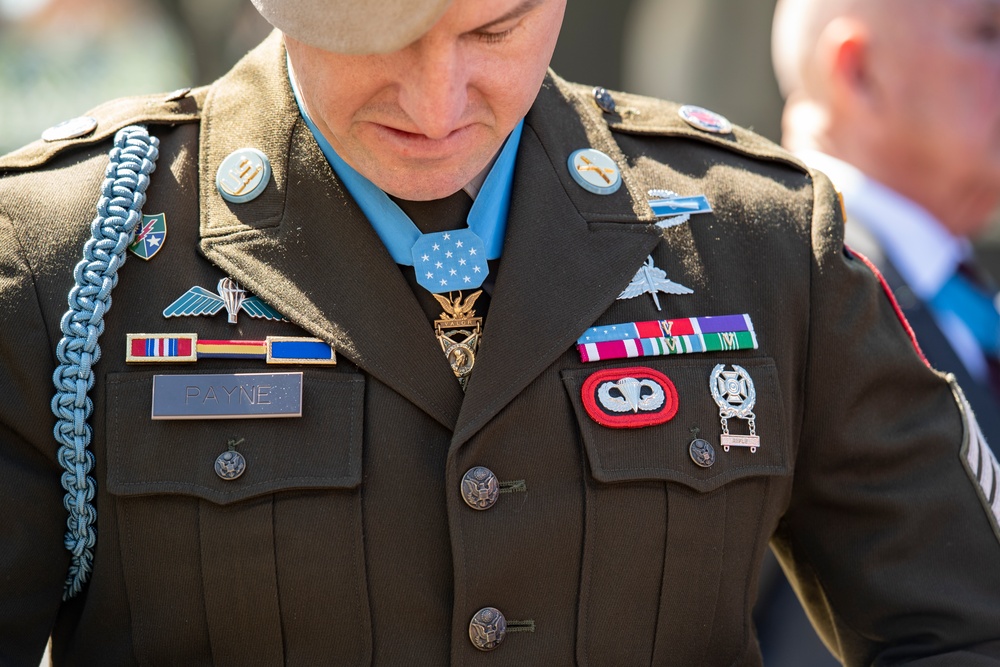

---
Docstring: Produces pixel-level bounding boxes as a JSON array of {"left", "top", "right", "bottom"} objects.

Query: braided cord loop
[{"left": 51, "top": 126, "right": 159, "bottom": 599}]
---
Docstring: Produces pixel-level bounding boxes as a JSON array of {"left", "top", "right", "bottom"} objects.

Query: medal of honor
[
  {"left": 432, "top": 291, "right": 483, "bottom": 390},
  {"left": 709, "top": 363, "right": 760, "bottom": 453}
]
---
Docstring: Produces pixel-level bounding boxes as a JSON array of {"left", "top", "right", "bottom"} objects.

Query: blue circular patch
[
  {"left": 568, "top": 148, "right": 622, "bottom": 196},
  {"left": 216, "top": 148, "right": 272, "bottom": 204}
]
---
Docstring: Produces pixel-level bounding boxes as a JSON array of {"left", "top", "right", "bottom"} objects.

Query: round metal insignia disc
[
  {"left": 568, "top": 148, "right": 622, "bottom": 196},
  {"left": 678, "top": 105, "right": 733, "bottom": 135},
  {"left": 41, "top": 116, "right": 98, "bottom": 142},
  {"left": 461, "top": 466, "right": 500, "bottom": 510},
  {"left": 216, "top": 148, "right": 272, "bottom": 204},
  {"left": 215, "top": 450, "right": 247, "bottom": 480},
  {"left": 469, "top": 607, "right": 507, "bottom": 651},
  {"left": 689, "top": 438, "right": 716, "bottom": 468}
]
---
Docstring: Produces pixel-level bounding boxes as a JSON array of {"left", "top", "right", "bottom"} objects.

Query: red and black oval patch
[{"left": 581, "top": 366, "right": 679, "bottom": 429}]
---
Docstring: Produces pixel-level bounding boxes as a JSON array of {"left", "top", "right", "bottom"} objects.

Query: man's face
[
  {"left": 285, "top": 0, "right": 566, "bottom": 201},
  {"left": 872, "top": 0, "right": 1000, "bottom": 225}
]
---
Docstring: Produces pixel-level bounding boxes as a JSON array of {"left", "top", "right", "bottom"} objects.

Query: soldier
[{"left": 1, "top": 0, "right": 999, "bottom": 664}]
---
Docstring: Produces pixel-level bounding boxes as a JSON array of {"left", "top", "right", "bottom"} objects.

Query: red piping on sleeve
[{"left": 845, "top": 244, "right": 930, "bottom": 368}]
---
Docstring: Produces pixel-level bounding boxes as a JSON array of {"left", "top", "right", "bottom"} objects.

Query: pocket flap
[
  {"left": 562, "top": 357, "right": 790, "bottom": 493},
  {"left": 106, "top": 370, "right": 364, "bottom": 504}
]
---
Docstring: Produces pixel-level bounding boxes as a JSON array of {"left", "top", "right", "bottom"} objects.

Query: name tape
[{"left": 151, "top": 372, "right": 303, "bottom": 420}]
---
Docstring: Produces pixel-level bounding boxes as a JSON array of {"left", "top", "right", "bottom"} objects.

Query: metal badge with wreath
[{"left": 709, "top": 364, "right": 760, "bottom": 453}]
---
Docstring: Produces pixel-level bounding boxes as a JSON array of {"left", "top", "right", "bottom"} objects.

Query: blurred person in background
[
  {"left": 766, "top": 0, "right": 1000, "bottom": 664},
  {"left": 3, "top": 0, "right": 1000, "bottom": 664},
  {"left": 773, "top": 0, "right": 1000, "bottom": 436}
]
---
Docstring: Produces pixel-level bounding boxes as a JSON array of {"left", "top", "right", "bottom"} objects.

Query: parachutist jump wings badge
[
  {"left": 618, "top": 256, "right": 693, "bottom": 311},
  {"left": 163, "top": 278, "right": 285, "bottom": 324}
]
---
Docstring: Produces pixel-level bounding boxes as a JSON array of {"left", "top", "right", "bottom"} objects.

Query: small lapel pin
[
  {"left": 163, "top": 278, "right": 285, "bottom": 324},
  {"left": 128, "top": 213, "right": 167, "bottom": 260},
  {"left": 678, "top": 105, "right": 733, "bottom": 135},
  {"left": 41, "top": 116, "right": 97, "bottom": 142},
  {"left": 618, "top": 256, "right": 693, "bottom": 310},
  {"left": 593, "top": 87, "right": 617, "bottom": 114},
  {"left": 568, "top": 148, "right": 622, "bottom": 195},
  {"left": 216, "top": 148, "right": 271, "bottom": 204}
]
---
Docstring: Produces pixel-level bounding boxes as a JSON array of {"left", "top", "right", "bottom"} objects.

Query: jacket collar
[{"left": 196, "top": 31, "right": 663, "bottom": 438}]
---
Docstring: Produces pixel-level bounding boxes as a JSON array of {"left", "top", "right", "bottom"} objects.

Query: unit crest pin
[
  {"left": 128, "top": 213, "right": 167, "bottom": 260},
  {"left": 709, "top": 364, "right": 760, "bottom": 453}
]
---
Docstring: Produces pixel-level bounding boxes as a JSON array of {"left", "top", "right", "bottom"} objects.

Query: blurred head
[
  {"left": 276, "top": 0, "right": 566, "bottom": 201},
  {"left": 773, "top": 0, "right": 1000, "bottom": 235}
]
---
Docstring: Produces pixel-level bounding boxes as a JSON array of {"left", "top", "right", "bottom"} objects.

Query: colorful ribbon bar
[
  {"left": 266, "top": 337, "right": 338, "bottom": 365},
  {"left": 126, "top": 334, "right": 336, "bottom": 365},
  {"left": 578, "top": 330, "right": 758, "bottom": 363},
  {"left": 578, "top": 314, "right": 754, "bottom": 345},
  {"left": 127, "top": 334, "right": 197, "bottom": 362},
  {"left": 198, "top": 339, "right": 267, "bottom": 359}
]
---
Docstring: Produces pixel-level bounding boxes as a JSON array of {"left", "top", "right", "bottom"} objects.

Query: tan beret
[{"left": 251, "top": 0, "right": 454, "bottom": 54}]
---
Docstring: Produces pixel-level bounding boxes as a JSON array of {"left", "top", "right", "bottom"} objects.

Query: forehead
[{"left": 437, "top": 0, "right": 551, "bottom": 30}]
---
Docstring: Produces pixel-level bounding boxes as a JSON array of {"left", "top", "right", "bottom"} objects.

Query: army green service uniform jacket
[{"left": 2, "top": 32, "right": 1000, "bottom": 666}]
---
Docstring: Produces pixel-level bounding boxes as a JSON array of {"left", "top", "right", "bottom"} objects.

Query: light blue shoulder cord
[{"left": 50, "top": 126, "right": 159, "bottom": 599}]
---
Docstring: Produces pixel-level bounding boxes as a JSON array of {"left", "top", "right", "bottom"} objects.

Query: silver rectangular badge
[{"left": 151, "top": 372, "right": 303, "bottom": 420}]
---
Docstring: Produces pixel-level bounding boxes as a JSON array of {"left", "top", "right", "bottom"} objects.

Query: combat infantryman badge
[
  {"left": 433, "top": 291, "right": 483, "bottom": 391},
  {"left": 647, "top": 189, "right": 713, "bottom": 230},
  {"left": 163, "top": 277, "right": 285, "bottom": 325},
  {"left": 618, "top": 255, "right": 693, "bottom": 310},
  {"left": 128, "top": 213, "right": 167, "bottom": 260},
  {"left": 581, "top": 366, "right": 679, "bottom": 429},
  {"left": 709, "top": 364, "right": 760, "bottom": 452}
]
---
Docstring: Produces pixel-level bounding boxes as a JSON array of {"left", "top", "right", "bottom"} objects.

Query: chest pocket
[
  {"left": 562, "top": 357, "right": 791, "bottom": 667},
  {"left": 105, "top": 369, "right": 371, "bottom": 667}
]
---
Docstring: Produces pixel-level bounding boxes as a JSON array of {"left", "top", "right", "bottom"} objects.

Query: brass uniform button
[
  {"left": 689, "top": 438, "right": 716, "bottom": 468},
  {"left": 469, "top": 607, "right": 507, "bottom": 651},
  {"left": 215, "top": 450, "right": 247, "bottom": 480},
  {"left": 461, "top": 466, "right": 500, "bottom": 510}
]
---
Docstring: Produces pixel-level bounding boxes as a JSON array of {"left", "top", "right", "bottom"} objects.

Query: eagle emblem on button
[{"left": 581, "top": 366, "right": 678, "bottom": 429}]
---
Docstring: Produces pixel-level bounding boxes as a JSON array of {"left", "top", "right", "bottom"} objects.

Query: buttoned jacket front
[{"left": 2, "top": 32, "right": 1000, "bottom": 667}]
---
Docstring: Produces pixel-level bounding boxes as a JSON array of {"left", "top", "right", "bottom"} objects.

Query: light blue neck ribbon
[{"left": 289, "top": 65, "right": 522, "bottom": 274}]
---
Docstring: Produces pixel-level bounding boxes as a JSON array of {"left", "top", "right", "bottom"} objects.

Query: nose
[{"left": 397, "top": 37, "right": 470, "bottom": 139}]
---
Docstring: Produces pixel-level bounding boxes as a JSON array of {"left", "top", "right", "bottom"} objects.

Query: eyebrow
[{"left": 472, "top": 0, "right": 548, "bottom": 32}]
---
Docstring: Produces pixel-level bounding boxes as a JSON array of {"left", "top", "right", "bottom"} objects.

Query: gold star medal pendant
[{"left": 432, "top": 290, "right": 483, "bottom": 390}]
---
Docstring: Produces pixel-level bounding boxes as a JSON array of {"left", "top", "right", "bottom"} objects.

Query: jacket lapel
[
  {"left": 195, "top": 31, "right": 464, "bottom": 430},
  {"left": 453, "top": 76, "right": 663, "bottom": 446}
]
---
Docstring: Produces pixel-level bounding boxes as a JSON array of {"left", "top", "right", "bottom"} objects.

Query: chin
[{"left": 373, "top": 166, "right": 478, "bottom": 201}]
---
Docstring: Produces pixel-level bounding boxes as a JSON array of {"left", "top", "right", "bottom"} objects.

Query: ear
[{"left": 821, "top": 17, "right": 877, "bottom": 112}]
